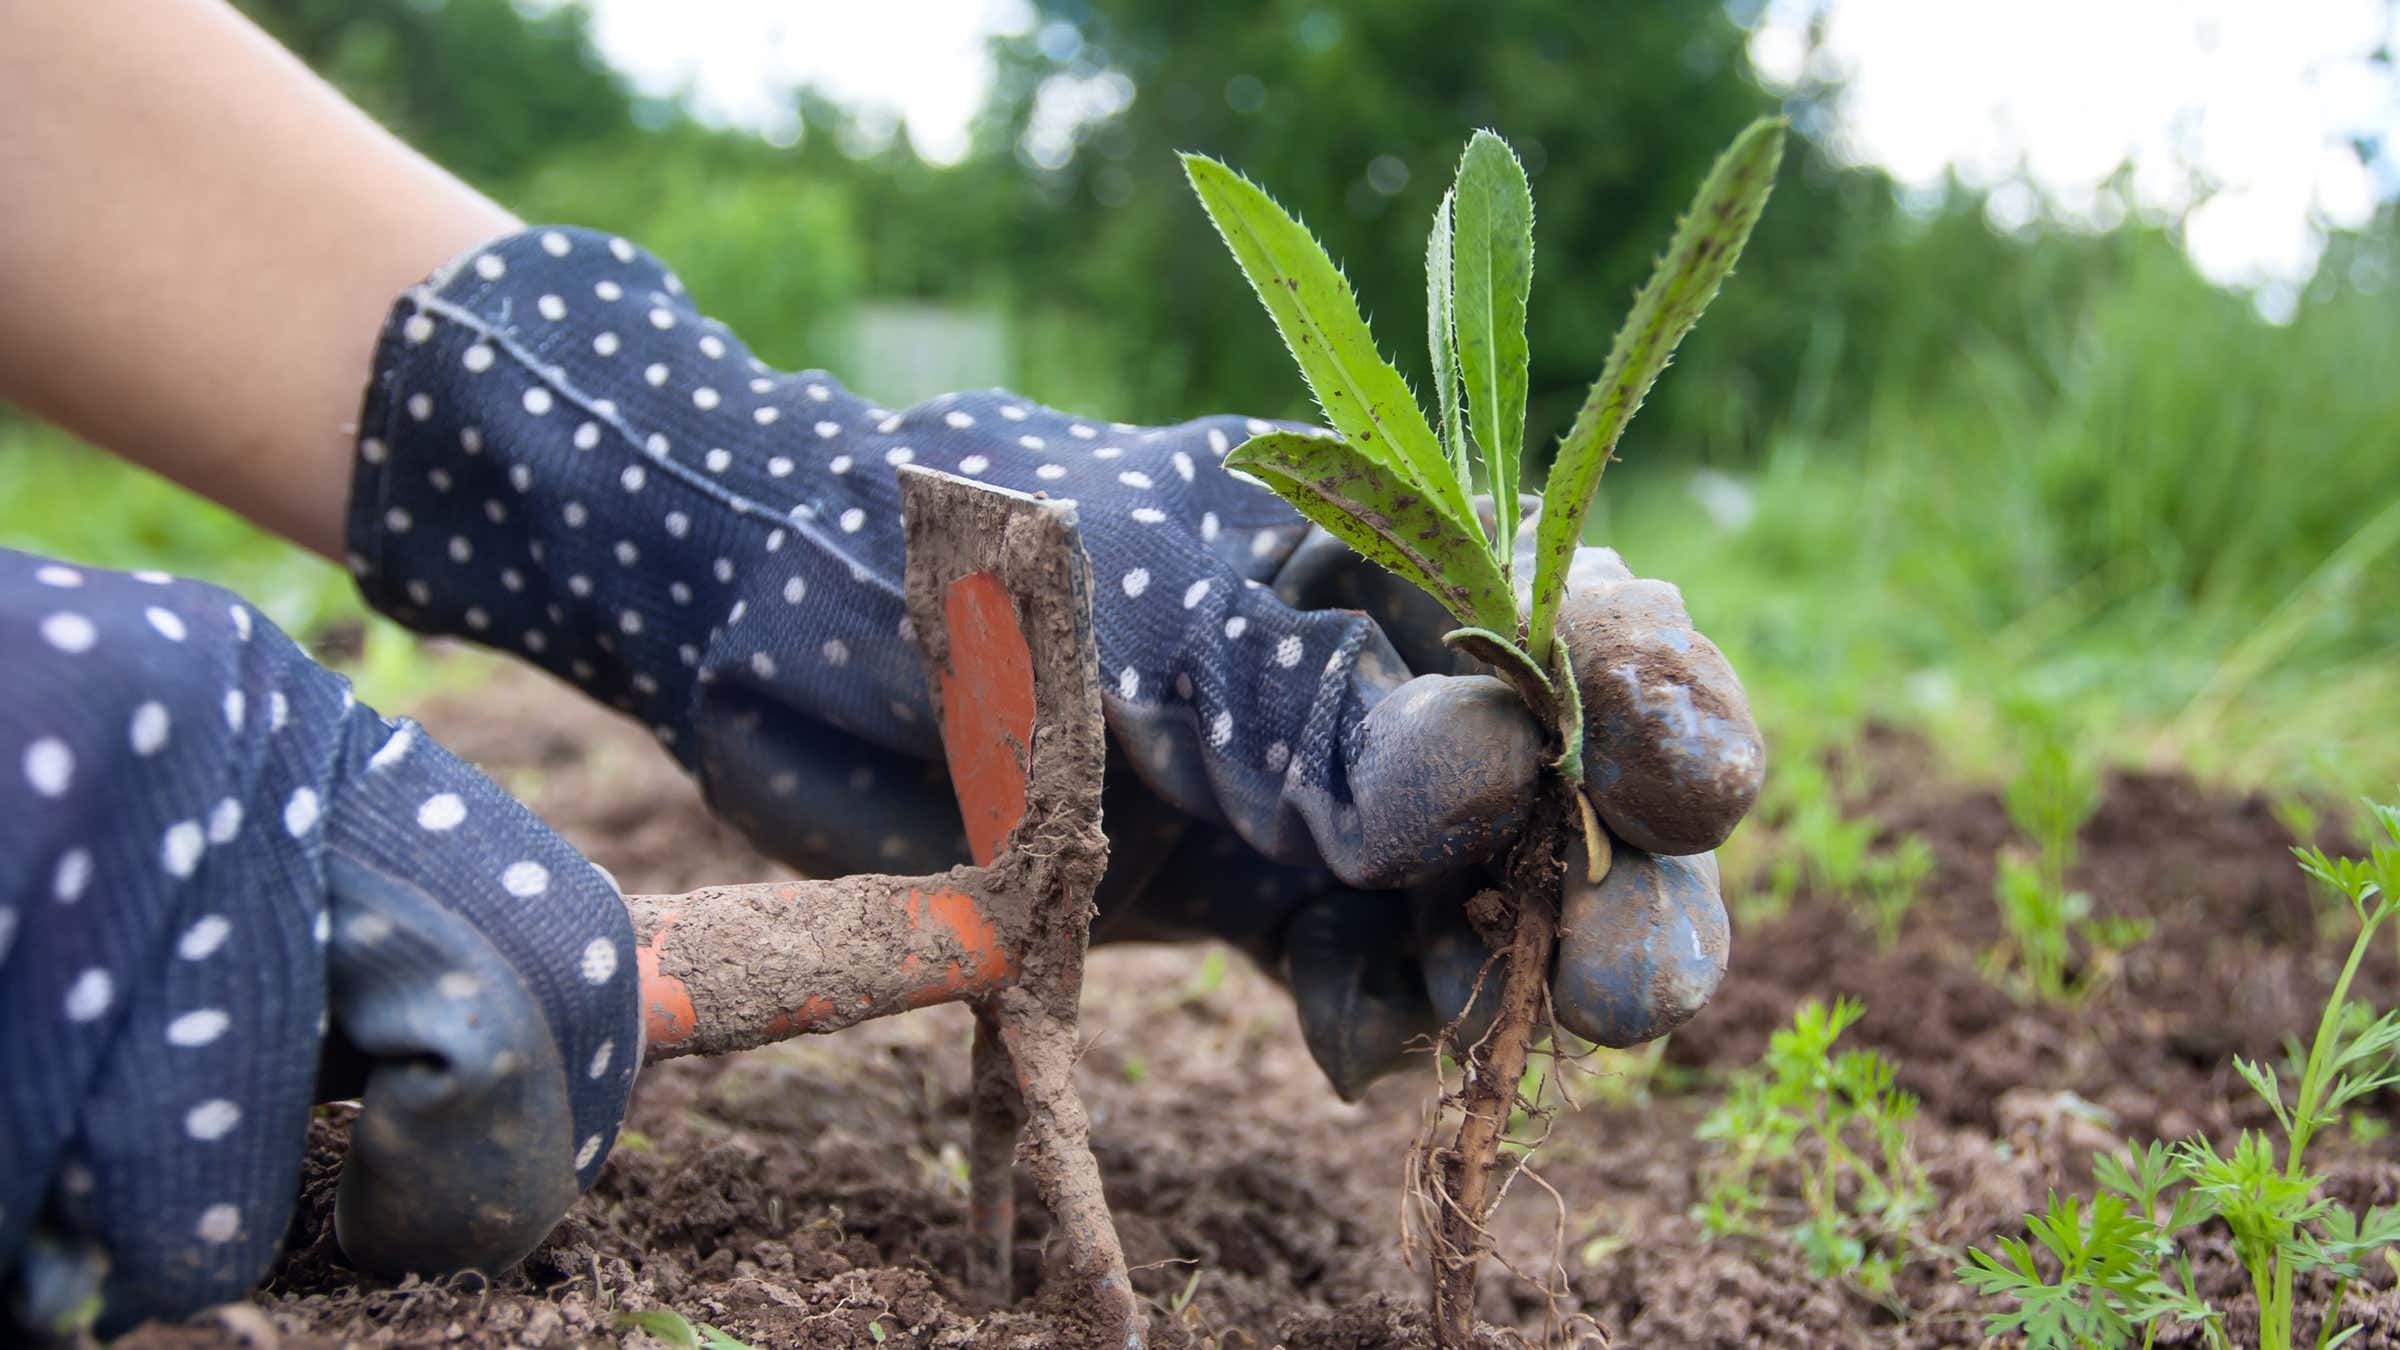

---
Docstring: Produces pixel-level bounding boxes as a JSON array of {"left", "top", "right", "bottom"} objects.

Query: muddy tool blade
[{"left": 624, "top": 468, "right": 1138, "bottom": 1345}]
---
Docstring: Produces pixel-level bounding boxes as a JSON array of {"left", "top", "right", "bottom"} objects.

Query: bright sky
[
  {"left": 561, "top": 0, "right": 1037, "bottom": 158},
  {"left": 565, "top": 0, "right": 2400, "bottom": 310}
]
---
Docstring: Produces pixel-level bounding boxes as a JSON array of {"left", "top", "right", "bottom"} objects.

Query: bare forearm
[{"left": 0, "top": 0, "right": 517, "bottom": 558}]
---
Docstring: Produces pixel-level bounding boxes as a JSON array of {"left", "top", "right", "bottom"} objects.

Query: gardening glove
[
  {"left": 343, "top": 227, "right": 1761, "bottom": 1097},
  {"left": 0, "top": 551, "right": 639, "bottom": 1338}
]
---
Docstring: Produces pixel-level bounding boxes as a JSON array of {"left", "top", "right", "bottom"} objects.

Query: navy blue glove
[
  {"left": 346, "top": 227, "right": 1761, "bottom": 1097},
  {"left": 0, "top": 551, "right": 638, "bottom": 1338}
]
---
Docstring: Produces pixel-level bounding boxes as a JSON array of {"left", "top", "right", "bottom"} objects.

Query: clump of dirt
[{"left": 111, "top": 674, "right": 2400, "bottom": 1347}]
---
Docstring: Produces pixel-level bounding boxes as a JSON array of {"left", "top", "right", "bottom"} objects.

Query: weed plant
[{"left": 1184, "top": 116, "right": 1783, "bottom": 1340}]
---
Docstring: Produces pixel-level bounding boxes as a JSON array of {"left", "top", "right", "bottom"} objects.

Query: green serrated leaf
[
  {"left": 2234, "top": 1055, "right": 2294, "bottom": 1130},
  {"left": 1451, "top": 130, "right": 1534, "bottom": 570},
  {"left": 1182, "top": 154, "right": 1477, "bottom": 532},
  {"left": 1526, "top": 116, "right": 1785, "bottom": 663},
  {"left": 1427, "top": 189, "right": 1466, "bottom": 487},
  {"left": 1227, "top": 432, "right": 1514, "bottom": 632},
  {"left": 2355, "top": 1204, "right": 2400, "bottom": 1246}
]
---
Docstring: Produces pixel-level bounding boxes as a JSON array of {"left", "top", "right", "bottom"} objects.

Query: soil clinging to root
[{"left": 118, "top": 669, "right": 2400, "bottom": 1348}]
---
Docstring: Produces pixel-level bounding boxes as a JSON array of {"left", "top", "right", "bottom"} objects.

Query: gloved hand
[
  {"left": 346, "top": 227, "right": 1762, "bottom": 1099},
  {"left": 0, "top": 551, "right": 639, "bottom": 1338}
]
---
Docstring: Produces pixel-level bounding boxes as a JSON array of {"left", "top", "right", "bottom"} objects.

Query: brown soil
[{"left": 115, "top": 675, "right": 2400, "bottom": 1349}]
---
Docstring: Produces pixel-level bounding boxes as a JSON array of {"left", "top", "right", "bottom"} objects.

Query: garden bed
[{"left": 120, "top": 668, "right": 2400, "bottom": 1348}]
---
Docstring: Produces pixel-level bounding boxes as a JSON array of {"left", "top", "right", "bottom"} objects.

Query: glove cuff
[{"left": 345, "top": 226, "right": 931, "bottom": 770}]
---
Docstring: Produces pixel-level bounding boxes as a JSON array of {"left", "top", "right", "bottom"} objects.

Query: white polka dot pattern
[
  {"left": 344, "top": 225, "right": 1413, "bottom": 897},
  {"left": 0, "top": 544, "right": 639, "bottom": 1328}
]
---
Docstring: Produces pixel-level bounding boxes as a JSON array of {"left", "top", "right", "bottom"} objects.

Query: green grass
[
  {"left": 0, "top": 420, "right": 480, "bottom": 711},
  {"left": 1595, "top": 233, "right": 2400, "bottom": 799}
]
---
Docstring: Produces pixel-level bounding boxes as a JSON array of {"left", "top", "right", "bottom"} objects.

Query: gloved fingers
[
  {"left": 1267, "top": 469, "right": 1762, "bottom": 866},
  {"left": 1345, "top": 675, "right": 1544, "bottom": 890},
  {"left": 1551, "top": 847, "right": 1728, "bottom": 1048},
  {"left": 1283, "top": 891, "right": 1439, "bottom": 1102},
  {"left": 1405, "top": 843, "right": 1729, "bottom": 1055},
  {"left": 315, "top": 718, "right": 639, "bottom": 1282},
  {"left": 0, "top": 554, "right": 344, "bottom": 1336},
  {"left": 1090, "top": 810, "right": 1334, "bottom": 957},
  {"left": 694, "top": 682, "right": 969, "bottom": 878},
  {"left": 1558, "top": 573, "right": 1764, "bottom": 857},
  {"left": 321, "top": 853, "right": 581, "bottom": 1280},
  {"left": 1407, "top": 871, "right": 1505, "bottom": 1051}
]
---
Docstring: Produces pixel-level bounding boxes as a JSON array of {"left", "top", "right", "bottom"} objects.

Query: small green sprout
[
  {"left": 1183, "top": 118, "right": 1784, "bottom": 783},
  {"left": 616, "top": 1309, "right": 760, "bottom": 1350},
  {"left": 1170, "top": 1267, "right": 1204, "bottom": 1316},
  {"left": 1722, "top": 749, "right": 1929, "bottom": 941},
  {"left": 1962, "top": 796, "right": 2400, "bottom": 1350},
  {"left": 1694, "top": 997, "right": 1934, "bottom": 1301},
  {"left": 1183, "top": 946, "right": 1228, "bottom": 1001},
  {"left": 1993, "top": 698, "right": 2133, "bottom": 1002},
  {"left": 1861, "top": 833, "right": 1935, "bottom": 948}
]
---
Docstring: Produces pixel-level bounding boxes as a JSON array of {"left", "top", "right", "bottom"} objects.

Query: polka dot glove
[
  {"left": 0, "top": 553, "right": 638, "bottom": 1337},
  {"left": 346, "top": 227, "right": 1760, "bottom": 1099}
]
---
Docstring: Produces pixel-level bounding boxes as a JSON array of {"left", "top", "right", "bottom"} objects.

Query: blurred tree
[
  {"left": 234, "top": 0, "right": 633, "bottom": 188},
  {"left": 509, "top": 120, "right": 868, "bottom": 370},
  {"left": 217, "top": 0, "right": 2132, "bottom": 462},
  {"left": 969, "top": 0, "right": 2078, "bottom": 464}
]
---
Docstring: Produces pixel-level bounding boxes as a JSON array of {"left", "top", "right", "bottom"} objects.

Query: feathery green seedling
[
  {"left": 1767, "top": 760, "right": 1876, "bottom": 914},
  {"left": 1962, "top": 797, "right": 2400, "bottom": 1349},
  {"left": 1993, "top": 698, "right": 2136, "bottom": 1002},
  {"left": 2273, "top": 795, "right": 2325, "bottom": 851},
  {"left": 1721, "top": 750, "right": 1929, "bottom": 942},
  {"left": 1695, "top": 998, "right": 1934, "bottom": 1302},
  {"left": 1862, "top": 834, "right": 1936, "bottom": 948},
  {"left": 1186, "top": 117, "right": 1783, "bottom": 1344}
]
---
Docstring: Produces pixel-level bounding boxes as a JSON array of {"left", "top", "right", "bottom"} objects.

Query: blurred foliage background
[{"left": 4, "top": 0, "right": 2396, "bottom": 796}]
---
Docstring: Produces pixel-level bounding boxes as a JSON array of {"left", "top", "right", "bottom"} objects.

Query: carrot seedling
[
  {"left": 1962, "top": 797, "right": 2400, "bottom": 1349},
  {"left": 1993, "top": 698, "right": 2145, "bottom": 1002},
  {"left": 1694, "top": 997, "right": 1934, "bottom": 1303},
  {"left": 1186, "top": 116, "right": 1784, "bottom": 1344}
]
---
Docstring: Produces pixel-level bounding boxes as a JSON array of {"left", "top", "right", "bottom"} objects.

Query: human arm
[{"left": 0, "top": 0, "right": 514, "bottom": 556}]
